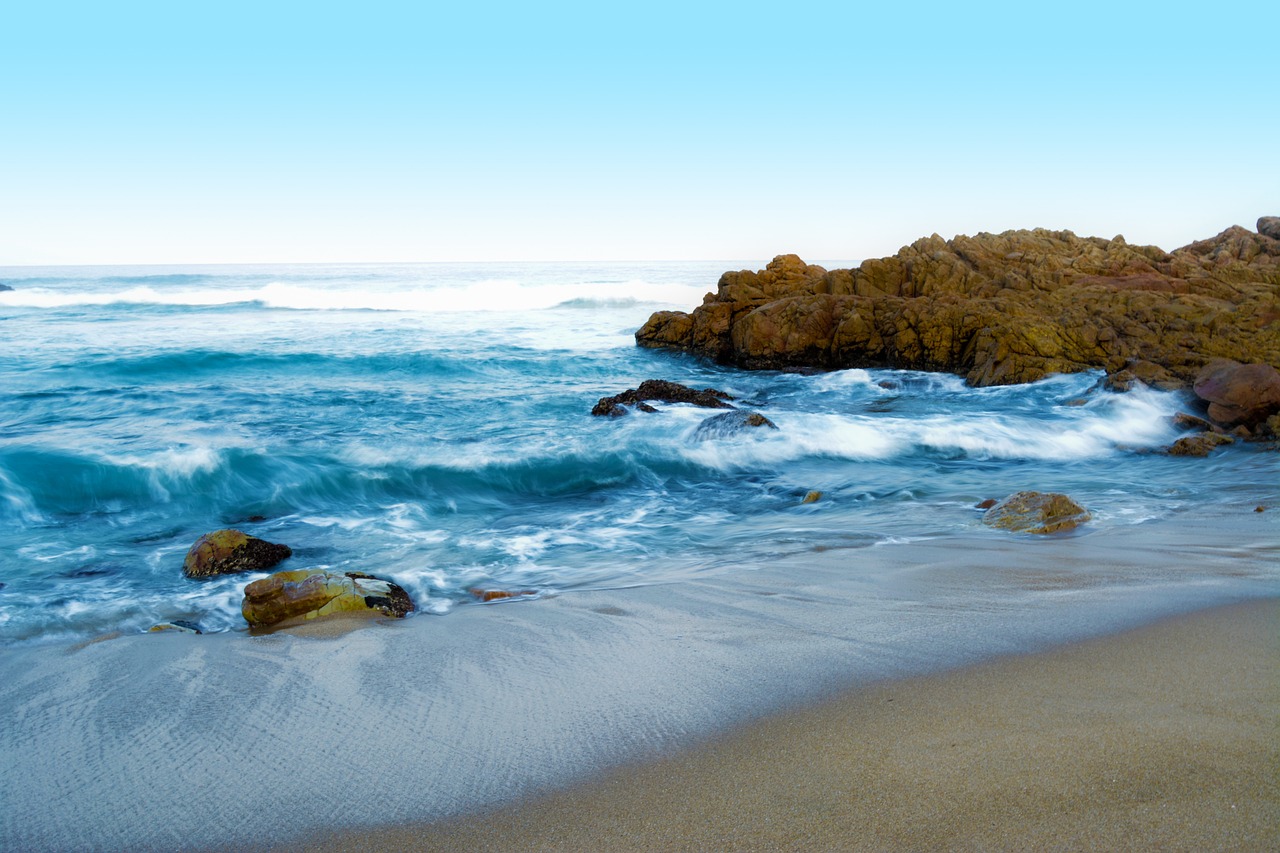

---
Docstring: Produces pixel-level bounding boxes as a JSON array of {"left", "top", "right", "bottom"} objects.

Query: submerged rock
[
  {"left": 0, "top": 283, "right": 12, "bottom": 292},
  {"left": 975, "top": 498, "right": 998, "bottom": 509},
  {"left": 468, "top": 588, "right": 537, "bottom": 602},
  {"left": 182, "top": 529, "right": 292, "bottom": 579},
  {"left": 147, "top": 620, "right": 202, "bottom": 635},
  {"left": 802, "top": 491, "right": 823, "bottom": 504},
  {"left": 592, "top": 379, "right": 735, "bottom": 416},
  {"left": 983, "top": 491, "right": 1091, "bottom": 535},
  {"left": 1192, "top": 359, "right": 1280, "bottom": 431},
  {"left": 1166, "top": 432, "right": 1235, "bottom": 457},
  {"left": 242, "top": 569, "right": 414, "bottom": 629},
  {"left": 692, "top": 409, "right": 778, "bottom": 439},
  {"left": 636, "top": 223, "right": 1280, "bottom": 388}
]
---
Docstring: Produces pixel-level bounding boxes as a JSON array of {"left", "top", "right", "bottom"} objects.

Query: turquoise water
[{"left": 1, "top": 262, "right": 1276, "bottom": 644}]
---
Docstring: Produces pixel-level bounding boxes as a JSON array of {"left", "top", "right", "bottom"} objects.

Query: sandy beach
[
  {"left": 283, "top": 598, "right": 1279, "bottom": 853},
  {"left": 2, "top": 511, "right": 1276, "bottom": 852}
]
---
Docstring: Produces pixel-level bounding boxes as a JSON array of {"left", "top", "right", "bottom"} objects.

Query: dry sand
[{"left": 283, "top": 599, "right": 1279, "bottom": 853}]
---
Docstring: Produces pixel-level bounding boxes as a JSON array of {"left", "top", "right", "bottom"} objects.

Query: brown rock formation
[
  {"left": 1191, "top": 359, "right": 1280, "bottom": 430},
  {"left": 637, "top": 221, "right": 1280, "bottom": 388},
  {"left": 242, "top": 569, "right": 414, "bottom": 629},
  {"left": 982, "top": 492, "right": 1091, "bottom": 535},
  {"left": 182, "top": 529, "right": 292, "bottom": 579},
  {"left": 1166, "top": 433, "right": 1235, "bottom": 457}
]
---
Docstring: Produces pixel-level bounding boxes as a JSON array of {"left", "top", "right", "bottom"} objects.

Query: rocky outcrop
[
  {"left": 692, "top": 410, "right": 778, "bottom": 440},
  {"left": 1191, "top": 359, "right": 1280, "bottom": 432},
  {"left": 182, "top": 529, "right": 292, "bottom": 579},
  {"left": 982, "top": 491, "right": 1091, "bottom": 534},
  {"left": 592, "top": 379, "right": 735, "bottom": 416},
  {"left": 1260, "top": 217, "right": 1280, "bottom": 241},
  {"left": 637, "top": 220, "right": 1280, "bottom": 389},
  {"left": 241, "top": 569, "right": 414, "bottom": 629}
]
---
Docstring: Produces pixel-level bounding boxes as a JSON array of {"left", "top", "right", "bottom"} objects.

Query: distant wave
[{"left": 0, "top": 279, "right": 707, "bottom": 313}]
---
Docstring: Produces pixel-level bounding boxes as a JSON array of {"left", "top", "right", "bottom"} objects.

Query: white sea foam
[{"left": 0, "top": 278, "right": 708, "bottom": 314}]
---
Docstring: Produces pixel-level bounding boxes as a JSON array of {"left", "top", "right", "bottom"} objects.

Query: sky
[{"left": 2, "top": 1, "right": 1277, "bottom": 265}]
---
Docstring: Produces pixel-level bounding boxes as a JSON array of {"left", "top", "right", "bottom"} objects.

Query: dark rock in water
[
  {"left": 593, "top": 379, "right": 735, "bottom": 416},
  {"left": 0, "top": 283, "right": 12, "bottom": 292},
  {"left": 591, "top": 398, "right": 659, "bottom": 417},
  {"left": 636, "top": 226, "right": 1280, "bottom": 389},
  {"left": 182, "top": 529, "right": 292, "bottom": 579},
  {"left": 1166, "top": 432, "right": 1235, "bottom": 457},
  {"left": 1192, "top": 359, "right": 1280, "bottom": 430},
  {"left": 147, "top": 620, "right": 202, "bottom": 635},
  {"left": 242, "top": 569, "right": 414, "bottom": 629},
  {"left": 1171, "top": 412, "right": 1216, "bottom": 432},
  {"left": 1104, "top": 360, "right": 1181, "bottom": 392},
  {"left": 983, "top": 491, "right": 1090, "bottom": 534},
  {"left": 975, "top": 498, "right": 998, "bottom": 509},
  {"left": 692, "top": 410, "right": 779, "bottom": 440},
  {"left": 1259, "top": 216, "right": 1280, "bottom": 241}
]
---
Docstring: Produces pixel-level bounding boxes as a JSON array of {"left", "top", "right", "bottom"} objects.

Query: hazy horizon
[{"left": 3, "top": 2, "right": 1276, "bottom": 266}]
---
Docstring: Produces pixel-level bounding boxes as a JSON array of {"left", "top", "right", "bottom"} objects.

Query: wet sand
[
  {"left": 2, "top": 512, "right": 1276, "bottom": 852},
  {"left": 282, "top": 599, "right": 1279, "bottom": 852}
]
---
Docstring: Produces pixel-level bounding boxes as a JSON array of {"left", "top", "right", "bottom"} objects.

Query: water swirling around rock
[{"left": 0, "top": 259, "right": 1276, "bottom": 645}]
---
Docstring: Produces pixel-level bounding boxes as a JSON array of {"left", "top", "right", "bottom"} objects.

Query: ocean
[{"left": 1, "top": 261, "right": 1276, "bottom": 647}]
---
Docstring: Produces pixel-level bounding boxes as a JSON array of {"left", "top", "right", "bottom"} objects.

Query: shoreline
[
  {"left": 1, "top": 510, "right": 1276, "bottom": 852},
  {"left": 282, "top": 597, "right": 1278, "bottom": 852}
]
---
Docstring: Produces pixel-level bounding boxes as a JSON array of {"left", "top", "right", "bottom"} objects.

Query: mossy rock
[
  {"left": 983, "top": 491, "right": 1091, "bottom": 535},
  {"left": 242, "top": 569, "right": 415, "bottom": 630},
  {"left": 182, "top": 529, "right": 292, "bottom": 579}
]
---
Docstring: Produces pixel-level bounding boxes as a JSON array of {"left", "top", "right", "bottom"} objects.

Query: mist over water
[{"left": 1, "top": 262, "right": 1276, "bottom": 645}]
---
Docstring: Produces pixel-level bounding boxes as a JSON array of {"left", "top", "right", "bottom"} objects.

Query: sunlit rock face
[
  {"left": 637, "top": 223, "right": 1280, "bottom": 389},
  {"left": 241, "top": 569, "right": 415, "bottom": 629}
]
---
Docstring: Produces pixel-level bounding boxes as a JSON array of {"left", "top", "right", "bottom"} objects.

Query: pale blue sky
[{"left": 2, "top": 1, "right": 1276, "bottom": 264}]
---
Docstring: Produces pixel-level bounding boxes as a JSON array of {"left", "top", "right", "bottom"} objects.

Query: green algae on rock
[
  {"left": 241, "top": 569, "right": 415, "bottom": 630},
  {"left": 182, "top": 529, "right": 292, "bottom": 579},
  {"left": 983, "top": 492, "right": 1091, "bottom": 535},
  {"left": 637, "top": 220, "right": 1280, "bottom": 389}
]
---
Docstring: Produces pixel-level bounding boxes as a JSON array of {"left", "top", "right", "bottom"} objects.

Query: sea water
[{"left": 1, "top": 261, "right": 1276, "bottom": 645}]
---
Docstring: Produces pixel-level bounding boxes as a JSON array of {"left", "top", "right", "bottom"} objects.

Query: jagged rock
[
  {"left": 1166, "top": 432, "right": 1235, "bottom": 457},
  {"left": 241, "top": 569, "right": 414, "bottom": 629},
  {"left": 1260, "top": 217, "right": 1280, "bottom": 241},
  {"left": 692, "top": 410, "right": 778, "bottom": 440},
  {"left": 982, "top": 491, "right": 1091, "bottom": 534},
  {"left": 182, "top": 529, "right": 291, "bottom": 579},
  {"left": 592, "top": 379, "right": 735, "bottom": 416},
  {"left": 147, "top": 620, "right": 202, "bottom": 634},
  {"left": 637, "top": 225, "right": 1280, "bottom": 388},
  {"left": 1192, "top": 359, "right": 1280, "bottom": 429}
]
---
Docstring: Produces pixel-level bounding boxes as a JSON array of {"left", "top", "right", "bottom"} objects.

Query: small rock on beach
[{"left": 242, "top": 569, "right": 415, "bottom": 629}]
